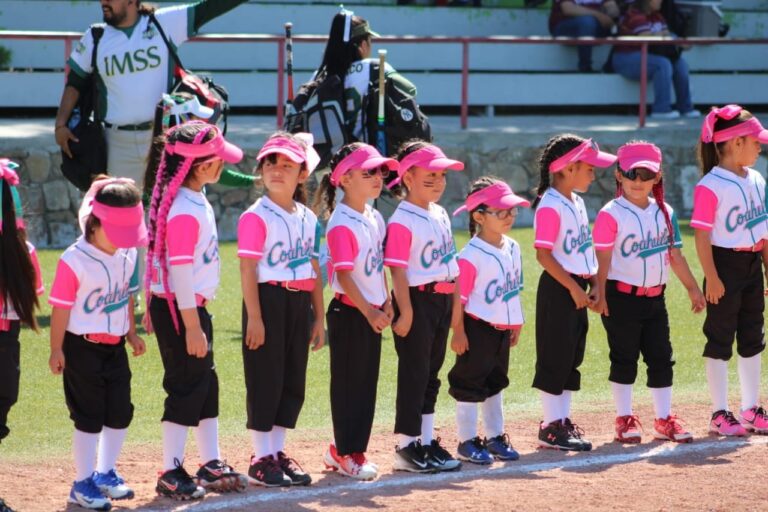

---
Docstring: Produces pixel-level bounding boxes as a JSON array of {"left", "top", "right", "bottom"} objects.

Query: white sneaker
[
  {"left": 93, "top": 469, "right": 134, "bottom": 500},
  {"left": 681, "top": 109, "right": 702, "bottom": 118},
  {"left": 650, "top": 110, "right": 681, "bottom": 120}
]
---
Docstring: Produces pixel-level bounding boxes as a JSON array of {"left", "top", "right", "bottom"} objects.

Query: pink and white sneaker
[
  {"left": 740, "top": 406, "right": 768, "bottom": 434},
  {"left": 709, "top": 410, "right": 748, "bottom": 437},
  {"left": 653, "top": 415, "right": 693, "bottom": 443}
]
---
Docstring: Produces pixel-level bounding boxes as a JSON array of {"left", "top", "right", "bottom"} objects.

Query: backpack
[
  {"left": 60, "top": 24, "right": 108, "bottom": 192},
  {"left": 149, "top": 13, "right": 230, "bottom": 134},
  {"left": 283, "top": 70, "right": 350, "bottom": 169},
  {"left": 363, "top": 62, "right": 431, "bottom": 157}
]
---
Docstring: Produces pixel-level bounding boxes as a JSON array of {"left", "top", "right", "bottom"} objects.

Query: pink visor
[
  {"left": 548, "top": 139, "right": 617, "bottom": 173},
  {"left": 453, "top": 182, "right": 530, "bottom": 216},
  {"left": 330, "top": 145, "right": 399, "bottom": 186},
  {"left": 92, "top": 201, "right": 148, "bottom": 248},
  {"left": 700, "top": 104, "right": 768, "bottom": 144},
  {"left": 617, "top": 142, "right": 662, "bottom": 173},
  {"left": 388, "top": 145, "right": 464, "bottom": 188},
  {"left": 166, "top": 122, "right": 243, "bottom": 163},
  {"left": 257, "top": 132, "right": 321, "bottom": 174}
]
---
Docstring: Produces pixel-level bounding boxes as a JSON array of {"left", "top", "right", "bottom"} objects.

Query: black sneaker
[
  {"left": 156, "top": 459, "right": 206, "bottom": 500},
  {"left": 0, "top": 498, "right": 15, "bottom": 512},
  {"left": 537, "top": 420, "right": 583, "bottom": 451},
  {"left": 196, "top": 459, "right": 248, "bottom": 493},
  {"left": 248, "top": 454, "right": 291, "bottom": 487},
  {"left": 277, "top": 451, "right": 312, "bottom": 486},
  {"left": 564, "top": 418, "right": 592, "bottom": 451},
  {"left": 424, "top": 438, "right": 462, "bottom": 472},
  {"left": 485, "top": 433, "right": 520, "bottom": 461},
  {"left": 393, "top": 440, "right": 436, "bottom": 473}
]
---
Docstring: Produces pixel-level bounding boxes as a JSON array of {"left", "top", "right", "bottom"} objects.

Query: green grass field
[{"left": 3, "top": 225, "right": 766, "bottom": 461}]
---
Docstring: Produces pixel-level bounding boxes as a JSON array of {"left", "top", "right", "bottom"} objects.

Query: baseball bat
[
  {"left": 285, "top": 22, "right": 294, "bottom": 103},
  {"left": 376, "top": 49, "right": 387, "bottom": 156}
]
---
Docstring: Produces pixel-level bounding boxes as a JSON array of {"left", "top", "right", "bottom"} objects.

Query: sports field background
[{"left": 3, "top": 224, "right": 767, "bottom": 462}]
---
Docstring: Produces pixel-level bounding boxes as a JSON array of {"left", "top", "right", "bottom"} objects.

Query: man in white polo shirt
[{"left": 54, "top": 0, "right": 247, "bottom": 184}]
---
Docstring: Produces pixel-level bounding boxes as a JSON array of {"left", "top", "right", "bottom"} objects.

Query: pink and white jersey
[
  {"left": 458, "top": 235, "right": 524, "bottom": 327},
  {"left": 49, "top": 237, "right": 139, "bottom": 336},
  {"left": 690, "top": 166, "right": 768, "bottom": 248},
  {"left": 237, "top": 196, "right": 321, "bottom": 282},
  {"left": 150, "top": 187, "right": 219, "bottom": 300},
  {"left": 327, "top": 203, "right": 387, "bottom": 307},
  {"left": 593, "top": 197, "right": 682, "bottom": 287},
  {"left": 534, "top": 188, "right": 597, "bottom": 276},
  {"left": 384, "top": 201, "right": 459, "bottom": 286},
  {"left": 1, "top": 241, "right": 45, "bottom": 321}
]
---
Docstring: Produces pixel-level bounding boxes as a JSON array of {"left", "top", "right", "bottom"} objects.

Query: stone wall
[{"left": 4, "top": 124, "right": 767, "bottom": 248}]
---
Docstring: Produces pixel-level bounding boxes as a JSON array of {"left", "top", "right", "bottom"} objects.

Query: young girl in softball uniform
[
  {"left": 238, "top": 132, "right": 324, "bottom": 487},
  {"left": 384, "top": 141, "right": 464, "bottom": 473},
  {"left": 315, "top": 142, "right": 397, "bottom": 481},
  {"left": 49, "top": 177, "right": 147, "bottom": 511},
  {"left": 145, "top": 121, "right": 247, "bottom": 500},
  {"left": 532, "top": 134, "right": 617, "bottom": 451},
  {"left": 0, "top": 159, "right": 43, "bottom": 445},
  {"left": 691, "top": 105, "right": 768, "bottom": 436},
  {"left": 448, "top": 177, "right": 528, "bottom": 465},
  {"left": 593, "top": 141, "right": 705, "bottom": 444}
]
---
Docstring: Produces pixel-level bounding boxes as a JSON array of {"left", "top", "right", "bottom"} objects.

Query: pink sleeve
[
  {"left": 534, "top": 207, "right": 561, "bottom": 249},
  {"left": 237, "top": 212, "right": 267, "bottom": 260},
  {"left": 592, "top": 211, "right": 619, "bottom": 251},
  {"left": 29, "top": 247, "right": 45, "bottom": 295},
  {"left": 167, "top": 214, "right": 199, "bottom": 266},
  {"left": 327, "top": 226, "right": 359, "bottom": 271},
  {"left": 458, "top": 258, "right": 477, "bottom": 305},
  {"left": 384, "top": 222, "right": 412, "bottom": 268},
  {"left": 690, "top": 185, "right": 718, "bottom": 231},
  {"left": 48, "top": 260, "right": 78, "bottom": 309}
]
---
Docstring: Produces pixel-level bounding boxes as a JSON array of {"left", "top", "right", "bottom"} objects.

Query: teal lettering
[
  {"left": 110, "top": 52, "right": 135, "bottom": 76},
  {"left": 133, "top": 48, "right": 149, "bottom": 72},
  {"left": 146, "top": 46, "right": 162, "bottom": 69}
]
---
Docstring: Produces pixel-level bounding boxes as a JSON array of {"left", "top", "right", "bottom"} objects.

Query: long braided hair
[
  {"left": 531, "top": 134, "right": 585, "bottom": 209},
  {"left": 145, "top": 122, "right": 217, "bottom": 332}
]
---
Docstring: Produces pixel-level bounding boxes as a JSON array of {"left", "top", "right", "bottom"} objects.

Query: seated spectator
[
  {"left": 549, "top": 0, "right": 619, "bottom": 72},
  {"left": 611, "top": 0, "right": 700, "bottom": 119}
]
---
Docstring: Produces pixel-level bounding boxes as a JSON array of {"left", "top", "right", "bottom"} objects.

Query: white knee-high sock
[
  {"left": 194, "top": 417, "right": 221, "bottom": 464},
  {"left": 271, "top": 426, "right": 287, "bottom": 456},
  {"left": 705, "top": 357, "right": 729, "bottom": 412},
  {"left": 540, "top": 391, "right": 561, "bottom": 425},
  {"left": 456, "top": 402, "right": 478, "bottom": 443},
  {"left": 651, "top": 386, "right": 673, "bottom": 419},
  {"left": 561, "top": 390, "right": 573, "bottom": 420},
  {"left": 162, "top": 422, "right": 189, "bottom": 472},
  {"left": 737, "top": 354, "right": 762, "bottom": 411},
  {"left": 96, "top": 427, "right": 128, "bottom": 474},
  {"left": 611, "top": 382, "right": 634, "bottom": 417},
  {"left": 421, "top": 414, "right": 435, "bottom": 445},
  {"left": 73, "top": 429, "right": 99, "bottom": 481},
  {"left": 482, "top": 392, "right": 505, "bottom": 439},
  {"left": 250, "top": 429, "right": 272, "bottom": 460}
]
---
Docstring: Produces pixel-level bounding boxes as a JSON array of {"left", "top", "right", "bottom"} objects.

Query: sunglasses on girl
[
  {"left": 360, "top": 167, "right": 391, "bottom": 179},
  {"left": 478, "top": 207, "right": 518, "bottom": 220},
  {"left": 620, "top": 167, "right": 657, "bottom": 182}
]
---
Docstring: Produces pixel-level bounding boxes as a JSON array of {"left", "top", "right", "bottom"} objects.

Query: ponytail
[
  {"left": 313, "top": 142, "right": 367, "bottom": 218},
  {"left": 318, "top": 13, "right": 371, "bottom": 80},
  {"left": 697, "top": 109, "right": 755, "bottom": 175},
  {"left": 532, "top": 134, "right": 584, "bottom": 209}
]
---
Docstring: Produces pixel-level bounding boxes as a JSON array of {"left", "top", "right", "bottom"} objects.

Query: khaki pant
[{"left": 105, "top": 126, "right": 154, "bottom": 185}]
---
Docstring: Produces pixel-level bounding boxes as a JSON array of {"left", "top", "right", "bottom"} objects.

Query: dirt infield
[{"left": 2, "top": 402, "right": 767, "bottom": 512}]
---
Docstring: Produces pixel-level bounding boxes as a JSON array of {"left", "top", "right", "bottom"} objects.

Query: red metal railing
[{"left": 1, "top": 30, "right": 767, "bottom": 128}]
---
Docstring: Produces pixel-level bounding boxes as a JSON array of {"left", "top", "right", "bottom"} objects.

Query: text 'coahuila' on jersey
[
  {"left": 49, "top": 238, "right": 139, "bottom": 336},
  {"left": 326, "top": 203, "right": 388, "bottom": 307},
  {"left": 593, "top": 197, "right": 682, "bottom": 287},
  {"left": 237, "top": 196, "right": 321, "bottom": 282},
  {"left": 384, "top": 201, "right": 459, "bottom": 286},
  {"left": 690, "top": 166, "right": 768, "bottom": 248},
  {"left": 1, "top": 241, "right": 45, "bottom": 321},
  {"left": 458, "top": 236, "right": 525, "bottom": 327},
  {"left": 534, "top": 188, "right": 597, "bottom": 276},
  {"left": 150, "top": 187, "right": 220, "bottom": 301}
]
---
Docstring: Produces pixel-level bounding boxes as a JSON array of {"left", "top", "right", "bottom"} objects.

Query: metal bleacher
[{"left": 1, "top": 0, "right": 767, "bottom": 111}]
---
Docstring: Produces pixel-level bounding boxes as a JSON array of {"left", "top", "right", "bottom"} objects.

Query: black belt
[{"left": 104, "top": 121, "right": 153, "bottom": 131}]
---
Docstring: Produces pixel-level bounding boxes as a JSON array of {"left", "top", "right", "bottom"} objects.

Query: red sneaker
[
  {"left": 653, "top": 415, "right": 693, "bottom": 443},
  {"left": 614, "top": 415, "right": 642, "bottom": 443}
]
